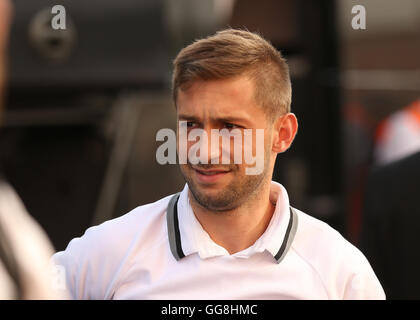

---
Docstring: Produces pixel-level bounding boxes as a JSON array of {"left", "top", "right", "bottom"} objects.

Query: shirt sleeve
[
  {"left": 51, "top": 235, "right": 90, "bottom": 299},
  {"left": 51, "top": 217, "right": 132, "bottom": 300},
  {"left": 51, "top": 224, "right": 113, "bottom": 300},
  {"left": 340, "top": 239, "right": 386, "bottom": 300}
]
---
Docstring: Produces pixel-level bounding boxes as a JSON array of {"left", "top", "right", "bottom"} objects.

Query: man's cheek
[
  {"left": 244, "top": 129, "right": 265, "bottom": 175},
  {"left": 180, "top": 164, "right": 194, "bottom": 179}
]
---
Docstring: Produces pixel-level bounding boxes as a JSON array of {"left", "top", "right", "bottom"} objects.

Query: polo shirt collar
[{"left": 166, "top": 181, "right": 298, "bottom": 263}]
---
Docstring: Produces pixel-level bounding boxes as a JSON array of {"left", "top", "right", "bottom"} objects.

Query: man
[
  {"left": 0, "top": 0, "right": 64, "bottom": 299},
  {"left": 360, "top": 151, "right": 420, "bottom": 299},
  {"left": 53, "top": 29, "right": 385, "bottom": 299}
]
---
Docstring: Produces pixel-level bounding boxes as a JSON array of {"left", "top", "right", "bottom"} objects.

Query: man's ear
[{"left": 272, "top": 113, "right": 298, "bottom": 153}]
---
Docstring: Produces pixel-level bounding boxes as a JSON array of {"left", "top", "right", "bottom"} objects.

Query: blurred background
[{"left": 0, "top": 0, "right": 419, "bottom": 298}]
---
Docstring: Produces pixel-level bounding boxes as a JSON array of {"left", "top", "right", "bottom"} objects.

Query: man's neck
[{"left": 188, "top": 181, "right": 275, "bottom": 255}]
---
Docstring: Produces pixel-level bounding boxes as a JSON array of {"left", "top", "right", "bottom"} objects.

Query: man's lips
[
  {"left": 193, "top": 168, "right": 231, "bottom": 175},
  {"left": 192, "top": 167, "right": 232, "bottom": 183}
]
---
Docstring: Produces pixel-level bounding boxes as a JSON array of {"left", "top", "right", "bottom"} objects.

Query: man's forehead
[
  {"left": 176, "top": 77, "right": 260, "bottom": 117},
  {"left": 178, "top": 77, "right": 255, "bottom": 99}
]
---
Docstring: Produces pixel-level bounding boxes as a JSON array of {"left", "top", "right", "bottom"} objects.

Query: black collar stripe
[
  {"left": 166, "top": 193, "right": 298, "bottom": 263},
  {"left": 274, "top": 207, "right": 299, "bottom": 264},
  {"left": 166, "top": 193, "right": 185, "bottom": 260}
]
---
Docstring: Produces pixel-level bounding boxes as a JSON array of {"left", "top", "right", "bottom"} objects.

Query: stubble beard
[{"left": 179, "top": 150, "right": 271, "bottom": 212}]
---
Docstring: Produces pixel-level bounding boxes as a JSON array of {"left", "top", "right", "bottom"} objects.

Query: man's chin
[
  {"left": 191, "top": 193, "right": 237, "bottom": 212},
  {"left": 189, "top": 181, "right": 227, "bottom": 197},
  {"left": 187, "top": 182, "right": 240, "bottom": 211}
]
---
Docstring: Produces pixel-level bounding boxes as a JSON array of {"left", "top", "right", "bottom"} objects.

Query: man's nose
[{"left": 194, "top": 127, "right": 221, "bottom": 165}]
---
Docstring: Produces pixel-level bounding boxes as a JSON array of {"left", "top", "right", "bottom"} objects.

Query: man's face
[{"left": 176, "top": 76, "right": 275, "bottom": 211}]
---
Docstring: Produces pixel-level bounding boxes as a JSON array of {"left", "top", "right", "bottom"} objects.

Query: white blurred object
[
  {"left": 374, "top": 99, "right": 420, "bottom": 165},
  {"left": 0, "top": 180, "right": 68, "bottom": 299}
]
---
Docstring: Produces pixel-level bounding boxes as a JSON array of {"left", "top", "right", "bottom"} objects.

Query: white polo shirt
[{"left": 52, "top": 181, "right": 385, "bottom": 300}]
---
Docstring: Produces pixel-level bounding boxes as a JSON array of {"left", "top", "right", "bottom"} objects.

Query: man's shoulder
[
  {"left": 291, "top": 208, "right": 373, "bottom": 280},
  {"left": 108, "top": 193, "right": 174, "bottom": 233},
  {"left": 51, "top": 193, "right": 178, "bottom": 299},
  {"left": 289, "top": 208, "right": 385, "bottom": 299},
  {"left": 292, "top": 208, "right": 346, "bottom": 248},
  {"left": 55, "top": 193, "right": 176, "bottom": 261}
]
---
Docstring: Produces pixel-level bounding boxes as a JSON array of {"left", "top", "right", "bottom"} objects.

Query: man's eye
[
  {"left": 186, "top": 121, "right": 196, "bottom": 128},
  {"left": 224, "top": 123, "right": 240, "bottom": 130}
]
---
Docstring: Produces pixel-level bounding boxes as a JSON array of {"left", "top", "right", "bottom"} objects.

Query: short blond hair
[{"left": 172, "top": 28, "right": 292, "bottom": 119}]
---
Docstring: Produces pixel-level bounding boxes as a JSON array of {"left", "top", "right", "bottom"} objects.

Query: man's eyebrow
[
  {"left": 215, "top": 116, "right": 251, "bottom": 124},
  {"left": 177, "top": 114, "right": 252, "bottom": 125},
  {"left": 178, "top": 114, "right": 199, "bottom": 121}
]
